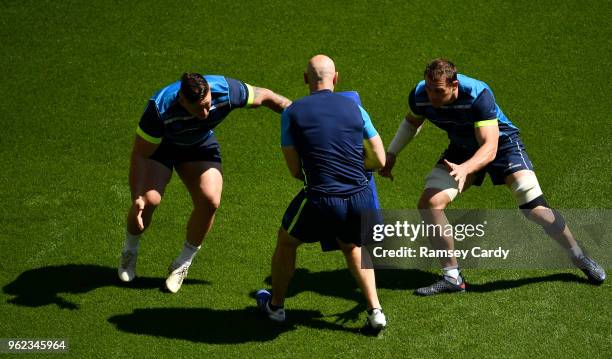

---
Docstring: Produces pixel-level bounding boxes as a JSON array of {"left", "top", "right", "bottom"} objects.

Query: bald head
[{"left": 305, "top": 54, "right": 337, "bottom": 91}]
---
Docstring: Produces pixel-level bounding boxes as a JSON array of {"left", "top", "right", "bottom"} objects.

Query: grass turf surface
[{"left": 1, "top": 0, "right": 611, "bottom": 357}]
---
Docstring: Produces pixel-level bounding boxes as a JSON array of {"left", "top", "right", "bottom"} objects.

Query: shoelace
[{"left": 171, "top": 264, "right": 189, "bottom": 280}]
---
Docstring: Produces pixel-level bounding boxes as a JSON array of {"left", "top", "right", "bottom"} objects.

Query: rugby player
[
  {"left": 379, "top": 59, "right": 606, "bottom": 295},
  {"left": 118, "top": 73, "right": 291, "bottom": 293},
  {"left": 256, "top": 55, "right": 387, "bottom": 334}
]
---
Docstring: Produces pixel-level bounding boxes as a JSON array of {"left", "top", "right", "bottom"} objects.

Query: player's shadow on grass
[
  {"left": 255, "top": 268, "right": 439, "bottom": 323},
  {"left": 2, "top": 264, "right": 209, "bottom": 310},
  {"left": 263, "top": 267, "right": 437, "bottom": 300},
  {"left": 261, "top": 268, "right": 588, "bottom": 309},
  {"left": 466, "top": 272, "right": 587, "bottom": 293},
  {"left": 108, "top": 306, "right": 350, "bottom": 343}
]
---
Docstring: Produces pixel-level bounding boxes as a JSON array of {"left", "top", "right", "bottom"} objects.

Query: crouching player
[
  {"left": 380, "top": 59, "right": 606, "bottom": 295},
  {"left": 256, "top": 55, "right": 387, "bottom": 334},
  {"left": 119, "top": 72, "right": 291, "bottom": 293}
]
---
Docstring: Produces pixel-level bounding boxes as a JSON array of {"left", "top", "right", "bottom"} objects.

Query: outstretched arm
[
  {"left": 378, "top": 113, "right": 424, "bottom": 180},
  {"left": 250, "top": 86, "right": 292, "bottom": 113}
]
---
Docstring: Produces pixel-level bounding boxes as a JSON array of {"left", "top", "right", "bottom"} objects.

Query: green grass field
[{"left": 1, "top": 0, "right": 611, "bottom": 357}]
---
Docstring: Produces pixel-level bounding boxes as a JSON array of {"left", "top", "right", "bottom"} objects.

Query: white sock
[
  {"left": 124, "top": 229, "right": 141, "bottom": 253},
  {"left": 175, "top": 240, "right": 201, "bottom": 266},
  {"left": 569, "top": 244, "right": 584, "bottom": 259},
  {"left": 443, "top": 267, "right": 460, "bottom": 284}
]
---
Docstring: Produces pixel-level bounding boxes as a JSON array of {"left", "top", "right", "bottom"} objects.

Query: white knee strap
[
  {"left": 510, "top": 173, "right": 543, "bottom": 205},
  {"left": 424, "top": 167, "right": 459, "bottom": 201}
]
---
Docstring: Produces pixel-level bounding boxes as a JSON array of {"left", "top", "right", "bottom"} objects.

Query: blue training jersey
[
  {"left": 281, "top": 89, "right": 378, "bottom": 196},
  {"left": 409, "top": 74, "right": 519, "bottom": 149},
  {"left": 137, "top": 75, "right": 254, "bottom": 146}
]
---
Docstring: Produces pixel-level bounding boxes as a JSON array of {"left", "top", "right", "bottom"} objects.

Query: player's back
[{"left": 284, "top": 90, "right": 368, "bottom": 196}]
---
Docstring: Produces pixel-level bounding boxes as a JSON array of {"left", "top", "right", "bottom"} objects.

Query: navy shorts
[
  {"left": 438, "top": 135, "right": 534, "bottom": 186},
  {"left": 150, "top": 134, "right": 221, "bottom": 170},
  {"left": 282, "top": 184, "right": 379, "bottom": 251}
]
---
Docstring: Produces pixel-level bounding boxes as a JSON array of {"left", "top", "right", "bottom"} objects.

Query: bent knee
[
  {"left": 192, "top": 191, "right": 222, "bottom": 211},
  {"left": 421, "top": 167, "right": 458, "bottom": 209},
  {"left": 205, "top": 196, "right": 221, "bottom": 211},
  {"left": 143, "top": 190, "right": 163, "bottom": 208},
  {"left": 418, "top": 190, "right": 452, "bottom": 210}
]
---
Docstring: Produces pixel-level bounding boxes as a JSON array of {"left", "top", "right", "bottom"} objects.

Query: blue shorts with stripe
[
  {"left": 282, "top": 182, "right": 379, "bottom": 252},
  {"left": 149, "top": 134, "right": 221, "bottom": 170},
  {"left": 438, "top": 134, "right": 534, "bottom": 186}
]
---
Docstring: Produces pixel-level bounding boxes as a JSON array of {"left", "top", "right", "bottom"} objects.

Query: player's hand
[
  {"left": 378, "top": 152, "right": 397, "bottom": 180},
  {"left": 133, "top": 197, "right": 145, "bottom": 231},
  {"left": 443, "top": 159, "right": 469, "bottom": 193}
]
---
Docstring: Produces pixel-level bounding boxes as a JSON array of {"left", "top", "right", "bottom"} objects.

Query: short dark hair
[
  {"left": 424, "top": 58, "right": 457, "bottom": 84},
  {"left": 180, "top": 72, "right": 210, "bottom": 103}
]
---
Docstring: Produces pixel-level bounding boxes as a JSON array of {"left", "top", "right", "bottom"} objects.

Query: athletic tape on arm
[{"left": 387, "top": 120, "right": 420, "bottom": 155}]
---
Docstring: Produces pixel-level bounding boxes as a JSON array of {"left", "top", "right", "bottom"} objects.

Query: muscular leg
[
  {"left": 337, "top": 240, "right": 381, "bottom": 310},
  {"left": 505, "top": 170, "right": 576, "bottom": 249},
  {"left": 176, "top": 161, "right": 223, "bottom": 247},
  {"left": 126, "top": 159, "right": 172, "bottom": 235},
  {"left": 417, "top": 165, "right": 476, "bottom": 269},
  {"left": 506, "top": 170, "right": 606, "bottom": 284},
  {"left": 413, "top": 166, "right": 476, "bottom": 295},
  {"left": 271, "top": 228, "right": 302, "bottom": 307},
  {"left": 163, "top": 161, "right": 222, "bottom": 293},
  {"left": 119, "top": 159, "right": 172, "bottom": 282},
  {"left": 418, "top": 188, "right": 456, "bottom": 267}
]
